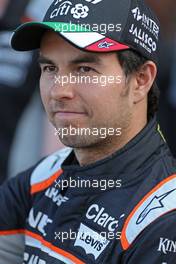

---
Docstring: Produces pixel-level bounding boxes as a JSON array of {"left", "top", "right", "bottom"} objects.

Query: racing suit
[{"left": 0, "top": 116, "right": 176, "bottom": 264}]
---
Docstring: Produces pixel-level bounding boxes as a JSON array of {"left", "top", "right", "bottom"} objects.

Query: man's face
[{"left": 39, "top": 31, "right": 134, "bottom": 148}]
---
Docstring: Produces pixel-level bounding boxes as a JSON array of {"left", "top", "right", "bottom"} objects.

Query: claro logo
[{"left": 86, "top": 204, "right": 119, "bottom": 231}]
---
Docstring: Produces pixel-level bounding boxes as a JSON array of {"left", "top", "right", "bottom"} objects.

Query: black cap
[{"left": 11, "top": 0, "right": 160, "bottom": 64}]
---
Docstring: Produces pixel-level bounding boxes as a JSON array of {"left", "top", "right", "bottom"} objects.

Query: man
[{"left": 0, "top": 0, "right": 176, "bottom": 263}]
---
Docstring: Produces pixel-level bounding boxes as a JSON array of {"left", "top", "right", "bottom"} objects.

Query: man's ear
[{"left": 133, "top": 61, "right": 157, "bottom": 104}]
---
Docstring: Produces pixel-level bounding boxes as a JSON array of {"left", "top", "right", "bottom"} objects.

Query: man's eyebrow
[
  {"left": 37, "top": 54, "right": 102, "bottom": 66},
  {"left": 69, "top": 54, "right": 102, "bottom": 65},
  {"left": 38, "top": 55, "right": 55, "bottom": 65}
]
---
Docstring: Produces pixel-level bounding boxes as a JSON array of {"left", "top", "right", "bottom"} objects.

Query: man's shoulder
[
  {"left": 30, "top": 147, "right": 72, "bottom": 183},
  {"left": 121, "top": 172, "right": 176, "bottom": 249},
  {"left": 122, "top": 210, "right": 176, "bottom": 263},
  {"left": 6, "top": 147, "right": 72, "bottom": 195},
  {"left": 26, "top": 147, "right": 72, "bottom": 195}
]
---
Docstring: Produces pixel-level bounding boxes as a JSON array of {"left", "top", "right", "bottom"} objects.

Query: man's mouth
[{"left": 54, "top": 111, "right": 87, "bottom": 119}]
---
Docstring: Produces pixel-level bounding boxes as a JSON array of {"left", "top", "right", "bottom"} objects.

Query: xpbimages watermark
[
  {"left": 54, "top": 73, "right": 122, "bottom": 87},
  {"left": 55, "top": 126, "right": 122, "bottom": 139},
  {"left": 54, "top": 229, "right": 122, "bottom": 243},
  {"left": 54, "top": 177, "right": 122, "bottom": 191},
  {"left": 53, "top": 21, "right": 122, "bottom": 35}
]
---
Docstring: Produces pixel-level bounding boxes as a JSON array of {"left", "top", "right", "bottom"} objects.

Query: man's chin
[
  {"left": 59, "top": 135, "right": 87, "bottom": 148},
  {"left": 58, "top": 135, "right": 102, "bottom": 148}
]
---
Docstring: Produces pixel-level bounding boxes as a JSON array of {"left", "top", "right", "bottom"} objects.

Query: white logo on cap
[
  {"left": 131, "top": 7, "right": 142, "bottom": 21},
  {"left": 129, "top": 24, "right": 157, "bottom": 53},
  {"left": 131, "top": 6, "right": 159, "bottom": 40},
  {"left": 50, "top": 1, "right": 72, "bottom": 17},
  {"left": 74, "top": 223, "right": 109, "bottom": 260},
  {"left": 54, "top": 0, "right": 63, "bottom": 5},
  {"left": 71, "top": 4, "right": 89, "bottom": 19},
  {"left": 50, "top": 1, "right": 89, "bottom": 19},
  {"left": 98, "top": 41, "right": 114, "bottom": 49},
  {"left": 85, "top": 0, "right": 103, "bottom": 4}
]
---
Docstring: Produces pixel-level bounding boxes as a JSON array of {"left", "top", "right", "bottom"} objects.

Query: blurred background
[{"left": 0, "top": 0, "right": 175, "bottom": 183}]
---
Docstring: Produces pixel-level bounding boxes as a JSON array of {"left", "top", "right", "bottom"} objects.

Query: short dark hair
[{"left": 116, "top": 50, "right": 160, "bottom": 121}]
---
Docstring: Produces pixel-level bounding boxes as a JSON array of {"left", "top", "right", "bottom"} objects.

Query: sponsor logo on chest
[
  {"left": 23, "top": 252, "right": 46, "bottom": 264},
  {"left": 86, "top": 203, "right": 121, "bottom": 232},
  {"left": 74, "top": 223, "right": 109, "bottom": 259},
  {"left": 45, "top": 187, "right": 69, "bottom": 206},
  {"left": 158, "top": 237, "right": 176, "bottom": 255},
  {"left": 28, "top": 208, "right": 53, "bottom": 237}
]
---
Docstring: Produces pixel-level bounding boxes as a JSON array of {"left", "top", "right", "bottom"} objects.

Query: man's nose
[{"left": 50, "top": 74, "right": 75, "bottom": 100}]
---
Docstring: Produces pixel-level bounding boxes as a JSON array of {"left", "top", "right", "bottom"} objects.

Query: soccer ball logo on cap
[{"left": 71, "top": 3, "right": 89, "bottom": 19}]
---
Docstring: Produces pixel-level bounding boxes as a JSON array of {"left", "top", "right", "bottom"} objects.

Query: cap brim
[{"left": 11, "top": 21, "right": 129, "bottom": 53}]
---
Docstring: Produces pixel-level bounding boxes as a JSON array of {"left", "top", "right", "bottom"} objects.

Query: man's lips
[{"left": 54, "top": 111, "right": 87, "bottom": 118}]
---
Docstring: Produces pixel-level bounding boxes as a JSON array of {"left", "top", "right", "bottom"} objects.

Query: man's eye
[
  {"left": 42, "top": 65, "right": 57, "bottom": 73},
  {"left": 78, "top": 66, "right": 94, "bottom": 73}
]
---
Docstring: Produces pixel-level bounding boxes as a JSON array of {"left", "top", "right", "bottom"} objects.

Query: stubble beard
[
  {"left": 55, "top": 83, "right": 132, "bottom": 149},
  {"left": 57, "top": 109, "right": 132, "bottom": 149}
]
